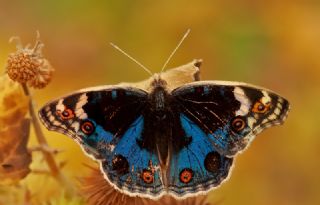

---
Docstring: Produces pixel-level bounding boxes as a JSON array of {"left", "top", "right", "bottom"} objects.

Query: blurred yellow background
[{"left": 0, "top": 0, "right": 319, "bottom": 204}]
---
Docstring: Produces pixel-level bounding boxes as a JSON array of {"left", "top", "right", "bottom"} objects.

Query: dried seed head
[
  {"left": 6, "top": 32, "right": 54, "bottom": 89},
  {"left": 27, "top": 58, "right": 53, "bottom": 89},
  {"left": 6, "top": 51, "right": 40, "bottom": 83}
]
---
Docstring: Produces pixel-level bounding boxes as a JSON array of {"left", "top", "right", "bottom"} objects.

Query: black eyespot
[
  {"left": 231, "top": 117, "right": 246, "bottom": 132},
  {"left": 81, "top": 121, "right": 95, "bottom": 135},
  {"left": 258, "top": 104, "right": 265, "bottom": 111},
  {"left": 62, "top": 110, "right": 70, "bottom": 117},
  {"left": 204, "top": 151, "right": 221, "bottom": 173}
]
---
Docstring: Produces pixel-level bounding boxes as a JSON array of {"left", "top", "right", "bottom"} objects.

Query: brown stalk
[{"left": 22, "top": 83, "right": 75, "bottom": 196}]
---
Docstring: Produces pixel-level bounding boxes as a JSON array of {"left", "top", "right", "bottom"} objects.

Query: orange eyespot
[
  {"left": 56, "top": 107, "right": 74, "bottom": 120},
  {"left": 231, "top": 117, "right": 246, "bottom": 132},
  {"left": 81, "top": 121, "right": 95, "bottom": 135},
  {"left": 141, "top": 169, "right": 154, "bottom": 184},
  {"left": 252, "top": 99, "right": 270, "bottom": 113},
  {"left": 179, "top": 168, "right": 193, "bottom": 184}
]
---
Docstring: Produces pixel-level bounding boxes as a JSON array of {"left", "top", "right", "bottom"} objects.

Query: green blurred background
[{"left": 0, "top": 0, "right": 319, "bottom": 204}]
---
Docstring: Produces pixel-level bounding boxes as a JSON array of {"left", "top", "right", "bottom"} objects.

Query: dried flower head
[
  {"left": 79, "top": 165, "right": 215, "bottom": 205},
  {"left": 6, "top": 32, "right": 54, "bottom": 89}
]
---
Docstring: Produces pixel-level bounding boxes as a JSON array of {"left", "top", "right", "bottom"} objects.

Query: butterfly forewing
[{"left": 172, "top": 81, "right": 290, "bottom": 156}]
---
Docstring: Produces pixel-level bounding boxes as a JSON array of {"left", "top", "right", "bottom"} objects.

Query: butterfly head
[{"left": 150, "top": 74, "right": 167, "bottom": 89}]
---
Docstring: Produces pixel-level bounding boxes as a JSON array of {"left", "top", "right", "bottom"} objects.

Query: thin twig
[
  {"left": 22, "top": 83, "right": 75, "bottom": 196},
  {"left": 29, "top": 145, "right": 62, "bottom": 155}
]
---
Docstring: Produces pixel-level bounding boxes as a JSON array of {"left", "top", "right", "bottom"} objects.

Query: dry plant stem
[{"left": 21, "top": 83, "right": 75, "bottom": 196}]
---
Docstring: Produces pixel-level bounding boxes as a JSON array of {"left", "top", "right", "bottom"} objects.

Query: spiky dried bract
[
  {"left": 79, "top": 165, "right": 213, "bottom": 205},
  {"left": 6, "top": 34, "right": 54, "bottom": 89}
]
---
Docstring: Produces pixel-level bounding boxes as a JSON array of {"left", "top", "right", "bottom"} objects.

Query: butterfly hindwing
[
  {"left": 172, "top": 81, "right": 290, "bottom": 156},
  {"left": 168, "top": 114, "right": 233, "bottom": 196},
  {"left": 101, "top": 116, "right": 164, "bottom": 196}
]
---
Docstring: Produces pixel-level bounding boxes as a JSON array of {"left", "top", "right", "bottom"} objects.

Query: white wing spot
[
  {"left": 234, "top": 87, "right": 250, "bottom": 116},
  {"left": 52, "top": 120, "right": 62, "bottom": 126},
  {"left": 274, "top": 107, "right": 281, "bottom": 115},
  {"left": 49, "top": 115, "right": 55, "bottom": 122},
  {"left": 247, "top": 117, "right": 256, "bottom": 128},
  {"left": 268, "top": 114, "right": 277, "bottom": 121},
  {"left": 56, "top": 99, "right": 65, "bottom": 111},
  {"left": 261, "top": 91, "right": 271, "bottom": 104},
  {"left": 71, "top": 122, "right": 80, "bottom": 132},
  {"left": 75, "top": 94, "right": 88, "bottom": 119},
  {"left": 46, "top": 111, "right": 52, "bottom": 118}
]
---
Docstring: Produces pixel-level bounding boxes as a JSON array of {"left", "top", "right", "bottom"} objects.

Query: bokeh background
[{"left": 0, "top": 0, "right": 319, "bottom": 204}]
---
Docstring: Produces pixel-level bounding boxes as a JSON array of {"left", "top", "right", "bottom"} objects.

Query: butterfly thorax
[
  {"left": 138, "top": 77, "right": 193, "bottom": 172},
  {"left": 149, "top": 77, "right": 170, "bottom": 115}
]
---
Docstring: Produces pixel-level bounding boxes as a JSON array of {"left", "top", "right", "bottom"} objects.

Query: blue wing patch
[
  {"left": 206, "top": 119, "right": 252, "bottom": 156},
  {"left": 101, "top": 116, "right": 164, "bottom": 196},
  {"left": 168, "top": 114, "right": 233, "bottom": 196}
]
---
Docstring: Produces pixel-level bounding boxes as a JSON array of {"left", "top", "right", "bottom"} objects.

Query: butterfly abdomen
[{"left": 139, "top": 82, "right": 191, "bottom": 167}]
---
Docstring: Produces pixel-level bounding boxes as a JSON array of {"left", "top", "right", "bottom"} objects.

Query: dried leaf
[
  {"left": 0, "top": 119, "right": 32, "bottom": 185},
  {"left": 0, "top": 74, "right": 31, "bottom": 185},
  {"left": 79, "top": 165, "right": 213, "bottom": 205},
  {"left": 0, "top": 75, "right": 29, "bottom": 129},
  {"left": 118, "top": 59, "right": 202, "bottom": 92}
]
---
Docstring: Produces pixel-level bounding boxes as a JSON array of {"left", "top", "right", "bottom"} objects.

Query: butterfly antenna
[
  {"left": 160, "top": 29, "right": 191, "bottom": 73},
  {"left": 110, "top": 42, "right": 153, "bottom": 76}
]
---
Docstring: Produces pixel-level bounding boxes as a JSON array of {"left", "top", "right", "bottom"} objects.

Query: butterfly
[{"left": 38, "top": 58, "right": 290, "bottom": 199}]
